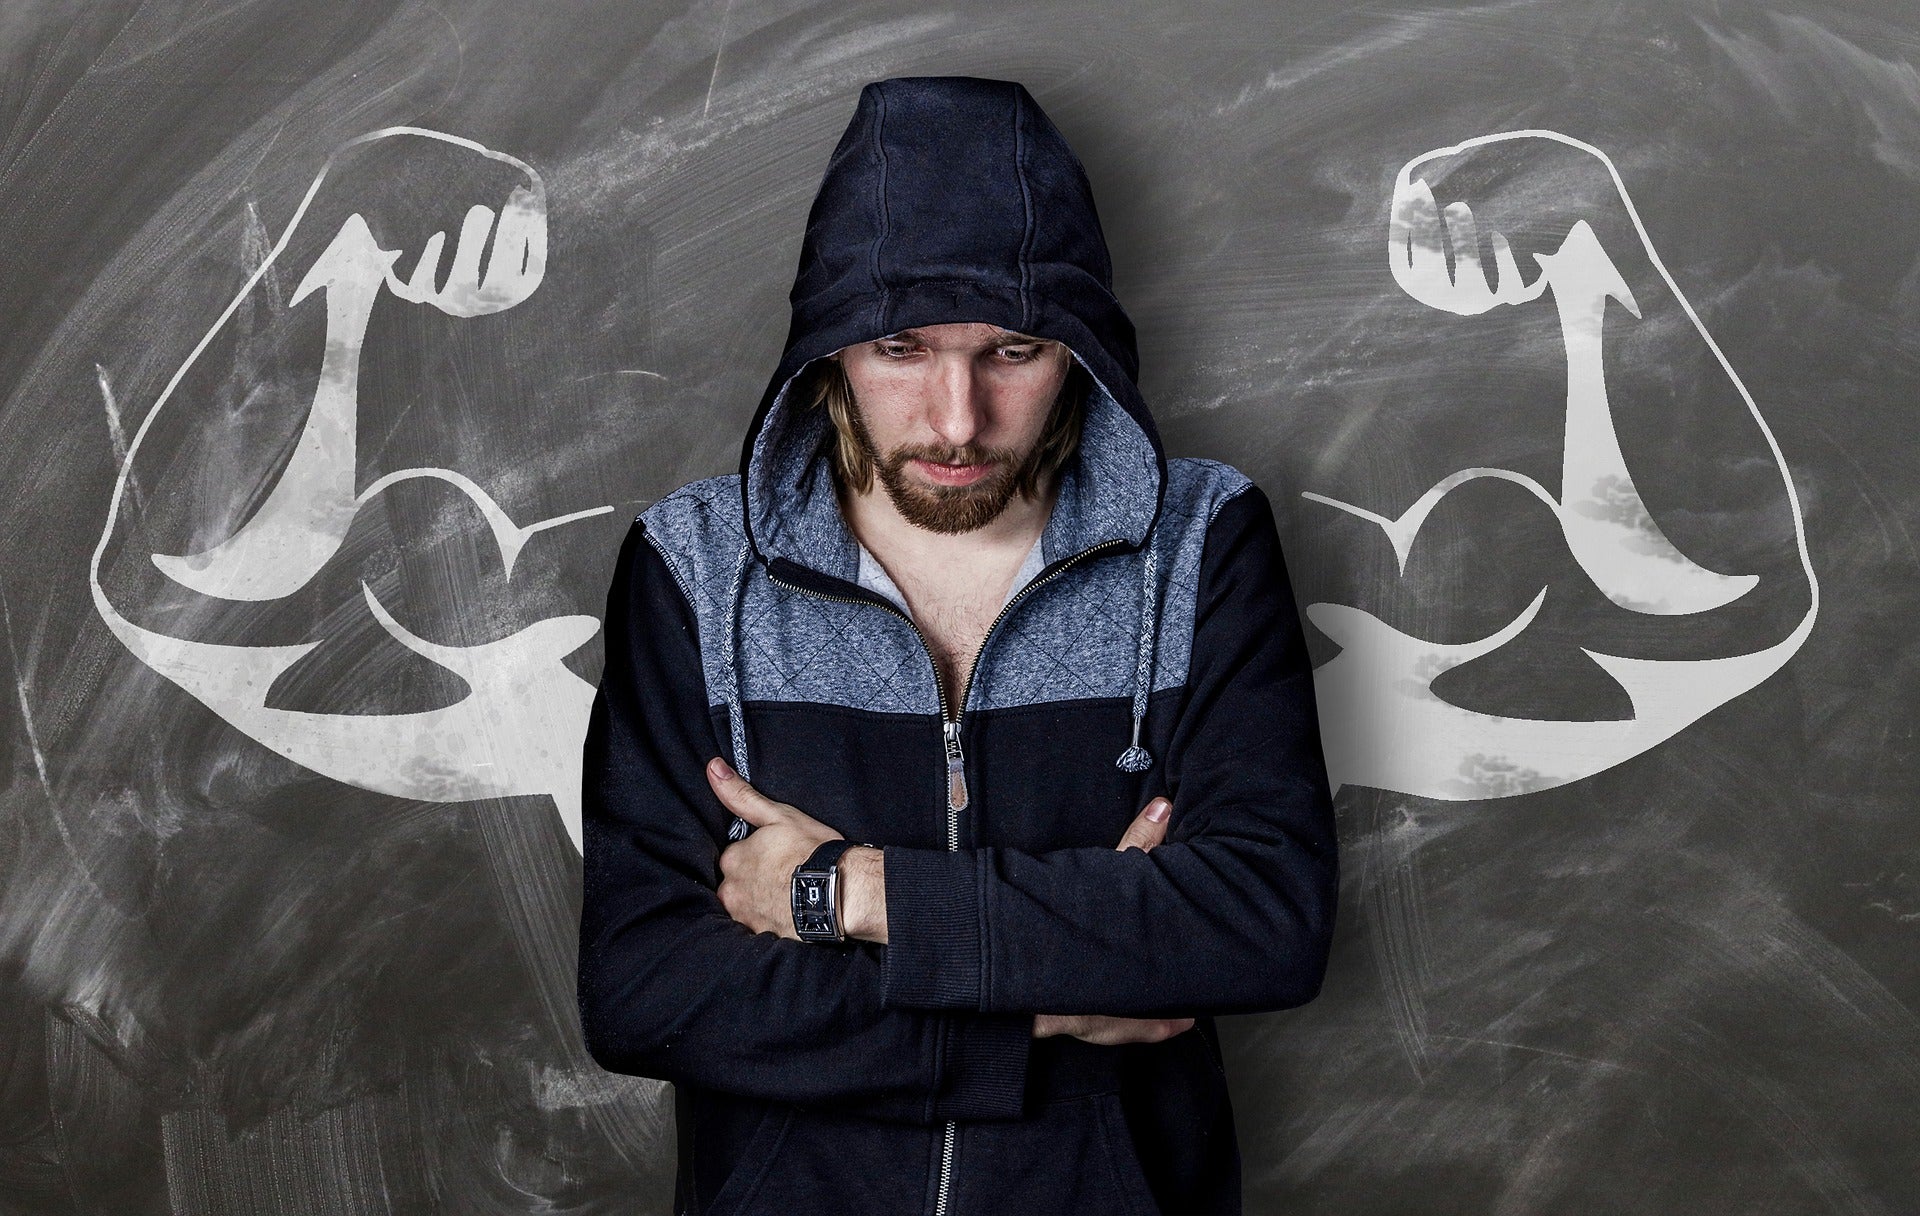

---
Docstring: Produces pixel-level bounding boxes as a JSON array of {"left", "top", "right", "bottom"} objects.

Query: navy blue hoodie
[{"left": 577, "top": 76, "right": 1339, "bottom": 1215}]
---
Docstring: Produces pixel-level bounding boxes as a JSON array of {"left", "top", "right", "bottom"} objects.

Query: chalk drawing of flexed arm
[
  {"left": 1303, "top": 131, "right": 1819, "bottom": 800},
  {"left": 90, "top": 128, "right": 611, "bottom": 851}
]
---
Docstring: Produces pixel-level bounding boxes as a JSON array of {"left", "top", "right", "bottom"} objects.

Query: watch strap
[{"left": 801, "top": 837, "right": 863, "bottom": 873}]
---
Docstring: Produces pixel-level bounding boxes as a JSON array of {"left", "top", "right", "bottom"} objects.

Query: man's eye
[
  {"left": 997, "top": 346, "right": 1043, "bottom": 362},
  {"left": 875, "top": 343, "right": 916, "bottom": 359}
]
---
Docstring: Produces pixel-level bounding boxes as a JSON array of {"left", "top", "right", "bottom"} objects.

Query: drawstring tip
[{"left": 1116, "top": 713, "right": 1152, "bottom": 772}]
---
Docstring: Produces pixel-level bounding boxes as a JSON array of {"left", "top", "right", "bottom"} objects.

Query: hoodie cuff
[
  {"left": 882, "top": 846, "right": 984, "bottom": 1010},
  {"left": 932, "top": 1010, "right": 1032, "bottom": 1121}
]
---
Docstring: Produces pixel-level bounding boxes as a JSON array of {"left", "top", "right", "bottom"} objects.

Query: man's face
[{"left": 834, "top": 321, "right": 1072, "bottom": 535}]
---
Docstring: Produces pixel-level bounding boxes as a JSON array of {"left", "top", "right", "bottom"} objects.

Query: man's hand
[
  {"left": 1032, "top": 1011, "right": 1196, "bottom": 1045},
  {"left": 707, "top": 757, "right": 843, "bottom": 940},
  {"left": 1032, "top": 796, "right": 1196, "bottom": 1044}
]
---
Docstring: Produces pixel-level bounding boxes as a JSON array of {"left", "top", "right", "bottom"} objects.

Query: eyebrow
[{"left": 885, "top": 327, "right": 1048, "bottom": 344}]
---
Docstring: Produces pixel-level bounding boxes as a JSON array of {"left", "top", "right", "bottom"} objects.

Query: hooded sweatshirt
[{"left": 577, "top": 76, "right": 1339, "bottom": 1216}]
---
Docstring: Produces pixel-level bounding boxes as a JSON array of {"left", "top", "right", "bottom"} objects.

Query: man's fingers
[
  {"left": 1048, "top": 1013, "right": 1196, "bottom": 1045},
  {"left": 1114, "top": 797, "right": 1172, "bottom": 853},
  {"left": 707, "top": 757, "right": 779, "bottom": 825}
]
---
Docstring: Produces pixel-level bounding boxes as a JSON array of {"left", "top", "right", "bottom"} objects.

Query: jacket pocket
[
  {"left": 700, "top": 1103, "right": 792, "bottom": 1215},
  {"left": 702, "top": 1104, "right": 931, "bottom": 1216},
  {"left": 955, "top": 1092, "right": 1162, "bottom": 1216},
  {"left": 1093, "top": 1093, "right": 1162, "bottom": 1216}
]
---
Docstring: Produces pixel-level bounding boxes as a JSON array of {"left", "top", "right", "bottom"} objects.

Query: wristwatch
[{"left": 791, "top": 838, "right": 874, "bottom": 944}]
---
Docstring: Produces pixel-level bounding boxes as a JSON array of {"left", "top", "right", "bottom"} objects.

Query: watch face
[{"left": 793, "top": 873, "right": 837, "bottom": 939}]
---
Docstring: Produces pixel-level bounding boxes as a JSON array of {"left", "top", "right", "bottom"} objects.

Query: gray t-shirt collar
[{"left": 855, "top": 531, "right": 1047, "bottom": 620}]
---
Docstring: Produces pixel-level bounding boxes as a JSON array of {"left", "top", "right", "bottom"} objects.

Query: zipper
[
  {"left": 932, "top": 1119, "right": 957, "bottom": 1216},
  {"left": 766, "top": 535, "right": 1129, "bottom": 1216},
  {"left": 767, "top": 536, "right": 1127, "bottom": 848},
  {"left": 942, "top": 718, "right": 968, "bottom": 844}
]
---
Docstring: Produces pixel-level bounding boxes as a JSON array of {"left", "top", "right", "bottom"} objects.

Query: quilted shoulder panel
[
  {"left": 965, "top": 456, "right": 1253, "bottom": 711},
  {"left": 637, "top": 460, "right": 1255, "bottom": 715},
  {"left": 640, "top": 476, "right": 939, "bottom": 716}
]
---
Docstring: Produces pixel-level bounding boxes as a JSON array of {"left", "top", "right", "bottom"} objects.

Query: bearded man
[{"left": 577, "top": 74, "right": 1339, "bottom": 1216}]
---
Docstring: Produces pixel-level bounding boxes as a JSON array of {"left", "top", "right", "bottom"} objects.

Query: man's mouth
[{"left": 911, "top": 457, "right": 993, "bottom": 486}]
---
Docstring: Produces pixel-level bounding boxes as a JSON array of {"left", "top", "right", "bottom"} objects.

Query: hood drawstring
[
  {"left": 722, "top": 538, "right": 755, "bottom": 842},
  {"left": 1115, "top": 541, "right": 1159, "bottom": 773}
]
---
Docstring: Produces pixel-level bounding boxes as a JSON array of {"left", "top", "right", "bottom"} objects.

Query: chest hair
[{"left": 896, "top": 573, "right": 1010, "bottom": 712}]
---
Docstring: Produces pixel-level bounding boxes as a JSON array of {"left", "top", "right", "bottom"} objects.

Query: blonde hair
[{"left": 804, "top": 351, "right": 1090, "bottom": 498}]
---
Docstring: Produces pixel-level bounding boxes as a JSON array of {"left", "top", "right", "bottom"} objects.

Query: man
[{"left": 577, "top": 75, "right": 1338, "bottom": 1215}]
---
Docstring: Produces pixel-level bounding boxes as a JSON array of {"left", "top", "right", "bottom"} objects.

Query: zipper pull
[{"left": 943, "top": 717, "right": 969, "bottom": 812}]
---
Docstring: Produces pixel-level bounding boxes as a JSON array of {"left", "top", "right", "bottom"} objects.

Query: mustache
[{"left": 887, "top": 443, "right": 1013, "bottom": 469}]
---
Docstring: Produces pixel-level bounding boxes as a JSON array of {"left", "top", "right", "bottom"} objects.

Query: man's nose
[{"left": 925, "top": 356, "right": 989, "bottom": 449}]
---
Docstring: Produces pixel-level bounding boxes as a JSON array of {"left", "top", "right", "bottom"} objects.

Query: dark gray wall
[{"left": 2, "top": 1, "right": 1916, "bottom": 1212}]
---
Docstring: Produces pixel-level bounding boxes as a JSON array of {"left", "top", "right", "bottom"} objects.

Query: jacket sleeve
[
  {"left": 879, "top": 483, "right": 1339, "bottom": 1019},
  {"left": 576, "top": 519, "right": 1034, "bottom": 1123}
]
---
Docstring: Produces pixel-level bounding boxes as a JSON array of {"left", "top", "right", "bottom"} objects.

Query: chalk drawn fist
[
  {"left": 1389, "top": 170, "right": 1548, "bottom": 316},
  {"left": 378, "top": 162, "right": 545, "bottom": 318},
  {"left": 289, "top": 128, "right": 548, "bottom": 318}
]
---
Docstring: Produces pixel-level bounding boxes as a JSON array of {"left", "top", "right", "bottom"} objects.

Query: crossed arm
[
  {"left": 702, "top": 751, "right": 1193, "bottom": 1046},
  {"left": 576, "top": 488, "right": 1338, "bottom": 1123}
]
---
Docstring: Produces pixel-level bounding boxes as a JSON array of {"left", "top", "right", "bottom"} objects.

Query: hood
[{"left": 735, "top": 75, "right": 1168, "bottom": 584}]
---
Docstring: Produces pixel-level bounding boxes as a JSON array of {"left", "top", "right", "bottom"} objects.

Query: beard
[{"left": 843, "top": 401, "right": 1052, "bottom": 535}]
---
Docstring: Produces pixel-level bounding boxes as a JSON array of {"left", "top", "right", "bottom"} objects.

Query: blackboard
[{"left": 2, "top": 1, "right": 1915, "bottom": 1211}]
